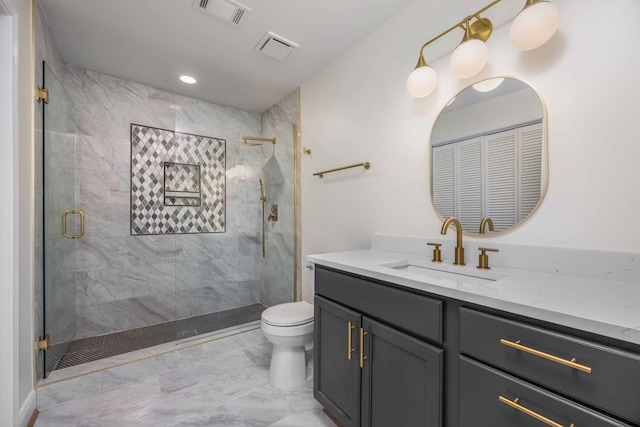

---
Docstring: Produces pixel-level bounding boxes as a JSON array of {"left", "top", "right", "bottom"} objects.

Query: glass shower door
[{"left": 42, "top": 61, "right": 78, "bottom": 377}]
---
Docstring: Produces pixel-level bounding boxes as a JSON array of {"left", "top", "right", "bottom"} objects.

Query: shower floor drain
[{"left": 54, "top": 303, "right": 266, "bottom": 371}]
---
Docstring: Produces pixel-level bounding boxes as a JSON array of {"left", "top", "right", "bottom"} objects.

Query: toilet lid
[{"left": 262, "top": 301, "right": 314, "bottom": 326}]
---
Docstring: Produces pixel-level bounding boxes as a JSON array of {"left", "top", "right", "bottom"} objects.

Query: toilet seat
[{"left": 262, "top": 301, "right": 313, "bottom": 327}]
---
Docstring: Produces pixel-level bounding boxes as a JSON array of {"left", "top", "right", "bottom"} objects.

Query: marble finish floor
[{"left": 36, "top": 328, "right": 333, "bottom": 427}]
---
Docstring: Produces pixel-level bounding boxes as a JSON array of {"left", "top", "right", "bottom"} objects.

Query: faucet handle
[
  {"left": 477, "top": 247, "right": 499, "bottom": 270},
  {"left": 426, "top": 242, "right": 443, "bottom": 263}
]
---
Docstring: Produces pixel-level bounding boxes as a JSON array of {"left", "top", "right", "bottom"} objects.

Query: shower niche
[{"left": 130, "top": 124, "right": 226, "bottom": 235}]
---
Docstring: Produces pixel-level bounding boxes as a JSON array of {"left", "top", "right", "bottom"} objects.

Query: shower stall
[{"left": 37, "top": 60, "right": 299, "bottom": 378}]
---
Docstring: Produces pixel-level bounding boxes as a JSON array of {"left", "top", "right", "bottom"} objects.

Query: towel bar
[{"left": 313, "top": 162, "right": 371, "bottom": 178}]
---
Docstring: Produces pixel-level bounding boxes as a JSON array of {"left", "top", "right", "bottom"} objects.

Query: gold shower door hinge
[
  {"left": 37, "top": 335, "right": 50, "bottom": 351},
  {"left": 36, "top": 86, "right": 49, "bottom": 104}
]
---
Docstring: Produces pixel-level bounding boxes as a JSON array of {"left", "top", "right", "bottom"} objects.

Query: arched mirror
[{"left": 430, "top": 77, "right": 547, "bottom": 234}]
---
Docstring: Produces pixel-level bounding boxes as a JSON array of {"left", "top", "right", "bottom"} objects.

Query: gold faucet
[
  {"left": 479, "top": 217, "right": 494, "bottom": 234},
  {"left": 441, "top": 217, "right": 465, "bottom": 266}
]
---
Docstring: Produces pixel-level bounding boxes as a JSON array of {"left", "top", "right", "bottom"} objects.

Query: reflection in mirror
[{"left": 431, "top": 77, "right": 546, "bottom": 234}]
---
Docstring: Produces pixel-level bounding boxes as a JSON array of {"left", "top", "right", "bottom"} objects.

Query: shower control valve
[{"left": 268, "top": 205, "right": 278, "bottom": 222}]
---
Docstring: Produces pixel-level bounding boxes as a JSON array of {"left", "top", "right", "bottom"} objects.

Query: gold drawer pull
[
  {"left": 359, "top": 328, "right": 368, "bottom": 368},
  {"left": 500, "top": 339, "right": 592, "bottom": 374},
  {"left": 347, "top": 322, "right": 356, "bottom": 360},
  {"left": 499, "top": 396, "right": 575, "bottom": 427}
]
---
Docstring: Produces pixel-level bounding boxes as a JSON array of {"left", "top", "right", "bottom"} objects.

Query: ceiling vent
[
  {"left": 193, "top": 0, "right": 251, "bottom": 28},
  {"left": 254, "top": 31, "right": 299, "bottom": 62}
]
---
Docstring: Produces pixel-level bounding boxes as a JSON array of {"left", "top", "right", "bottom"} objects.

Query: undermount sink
[{"left": 378, "top": 259, "right": 504, "bottom": 286}]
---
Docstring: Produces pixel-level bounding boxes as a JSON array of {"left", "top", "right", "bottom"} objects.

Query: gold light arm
[
  {"left": 499, "top": 396, "right": 575, "bottom": 427},
  {"left": 313, "top": 162, "right": 371, "bottom": 178},
  {"left": 415, "top": 0, "right": 502, "bottom": 58},
  {"left": 500, "top": 339, "right": 592, "bottom": 373}
]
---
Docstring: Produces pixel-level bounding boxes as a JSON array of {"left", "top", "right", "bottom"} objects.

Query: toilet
[{"left": 261, "top": 301, "right": 314, "bottom": 390}]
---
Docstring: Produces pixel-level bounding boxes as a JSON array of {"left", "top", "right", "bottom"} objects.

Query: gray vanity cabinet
[
  {"left": 314, "top": 296, "right": 361, "bottom": 427},
  {"left": 314, "top": 266, "right": 444, "bottom": 427},
  {"left": 459, "top": 357, "right": 633, "bottom": 427},
  {"left": 459, "top": 308, "right": 640, "bottom": 426},
  {"left": 360, "top": 317, "right": 443, "bottom": 427}
]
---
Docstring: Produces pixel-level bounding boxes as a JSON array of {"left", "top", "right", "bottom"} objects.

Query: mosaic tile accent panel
[
  {"left": 131, "top": 124, "right": 226, "bottom": 235},
  {"left": 164, "top": 162, "right": 201, "bottom": 207}
]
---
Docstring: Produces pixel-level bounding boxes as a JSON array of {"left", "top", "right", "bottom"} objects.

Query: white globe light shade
[
  {"left": 450, "top": 39, "right": 489, "bottom": 79},
  {"left": 509, "top": 1, "right": 560, "bottom": 51},
  {"left": 406, "top": 66, "right": 438, "bottom": 98}
]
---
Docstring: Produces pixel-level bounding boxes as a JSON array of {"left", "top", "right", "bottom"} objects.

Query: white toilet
[{"left": 261, "top": 301, "right": 314, "bottom": 390}]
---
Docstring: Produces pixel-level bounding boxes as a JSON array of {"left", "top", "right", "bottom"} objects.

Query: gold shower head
[{"left": 239, "top": 136, "right": 276, "bottom": 145}]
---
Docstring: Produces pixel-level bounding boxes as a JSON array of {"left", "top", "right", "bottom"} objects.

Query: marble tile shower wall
[
  {"left": 64, "top": 66, "right": 263, "bottom": 339},
  {"left": 174, "top": 95, "right": 263, "bottom": 321}
]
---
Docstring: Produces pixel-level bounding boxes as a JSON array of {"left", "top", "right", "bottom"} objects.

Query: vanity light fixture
[
  {"left": 450, "top": 15, "right": 492, "bottom": 79},
  {"left": 407, "top": 0, "right": 560, "bottom": 98},
  {"left": 509, "top": 0, "right": 560, "bottom": 51},
  {"left": 179, "top": 75, "right": 197, "bottom": 84}
]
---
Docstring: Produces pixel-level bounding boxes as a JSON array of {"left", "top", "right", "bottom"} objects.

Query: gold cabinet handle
[
  {"left": 499, "top": 396, "right": 575, "bottom": 427},
  {"left": 347, "top": 322, "right": 356, "bottom": 360},
  {"left": 62, "top": 210, "right": 85, "bottom": 239},
  {"left": 500, "top": 339, "right": 592, "bottom": 374},
  {"left": 359, "top": 328, "right": 368, "bottom": 368}
]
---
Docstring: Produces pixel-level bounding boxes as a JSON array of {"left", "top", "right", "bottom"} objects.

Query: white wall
[
  {"left": 2, "top": 0, "right": 35, "bottom": 425},
  {"left": 300, "top": 0, "right": 640, "bottom": 300},
  {"left": 0, "top": 6, "right": 17, "bottom": 425}
]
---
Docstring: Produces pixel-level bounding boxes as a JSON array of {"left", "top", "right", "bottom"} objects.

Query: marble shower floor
[
  {"left": 55, "top": 304, "right": 267, "bottom": 370},
  {"left": 35, "top": 327, "right": 334, "bottom": 427}
]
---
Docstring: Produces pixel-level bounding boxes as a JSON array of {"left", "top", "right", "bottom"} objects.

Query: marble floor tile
[{"left": 36, "top": 328, "right": 329, "bottom": 427}]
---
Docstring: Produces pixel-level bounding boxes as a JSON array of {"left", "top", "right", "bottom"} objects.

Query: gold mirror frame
[{"left": 429, "top": 76, "right": 549, "bottom": 236}]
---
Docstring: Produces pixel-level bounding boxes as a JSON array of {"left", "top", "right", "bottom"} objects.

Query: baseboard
[{"left": 18, "top": 390, "right": 37, "bottom": 427}]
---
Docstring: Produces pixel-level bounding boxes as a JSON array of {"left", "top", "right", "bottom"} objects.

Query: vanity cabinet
[
  {"left": 314, "top": 266, "right": 443, "bottom": 427},
  {"left": 313, "top": 264, "right": 640, "bottom": 427},
  {"left": 459, "top": 356, "right": 632, "bottom": 427},
  {"left": 459, "top": 308, "right": 640, "bottom": 426}
]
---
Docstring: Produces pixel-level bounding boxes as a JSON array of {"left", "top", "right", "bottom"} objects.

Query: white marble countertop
[{"left": 308, "top": 248, "right": 640, "bottom": 347}]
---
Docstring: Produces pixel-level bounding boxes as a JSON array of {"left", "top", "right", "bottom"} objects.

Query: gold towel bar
[
  {"left": 314, "top": 162, "right": 370, "bottom": 178},
  {"left": 500, "top": 339, "right": 592, "bottom": 374}
]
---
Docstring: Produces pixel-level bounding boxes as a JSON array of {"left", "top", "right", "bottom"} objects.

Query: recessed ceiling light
[{"left": 179, "top": 75, "right": 196, "bottom": 84}]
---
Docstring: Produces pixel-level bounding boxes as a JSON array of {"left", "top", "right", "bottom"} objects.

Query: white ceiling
[{"left": 38, "top": 0, "right": 416, "bottom": 113}]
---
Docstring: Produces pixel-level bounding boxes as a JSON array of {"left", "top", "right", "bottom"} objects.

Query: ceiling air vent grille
[
  {"left": 254, "top": 31, "right": 299, "bottom": 62},
  {"left": 232, "top": 8, "right": 245, "bottom": 25},
  {"left": 192, "top": 0, "right": 251, "bottom": 28}
]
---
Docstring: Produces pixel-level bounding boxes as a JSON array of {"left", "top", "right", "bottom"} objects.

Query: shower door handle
[{"left": 62, "top": 210, "right": 85, "bottom": 239}]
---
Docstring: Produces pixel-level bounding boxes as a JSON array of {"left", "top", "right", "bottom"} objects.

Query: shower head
[
  {"left": 233, "top": 140, "right": 262, "bottom": 147},
  {"left": 237, "top": 135, "right": 276, "bottom": 146}
]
